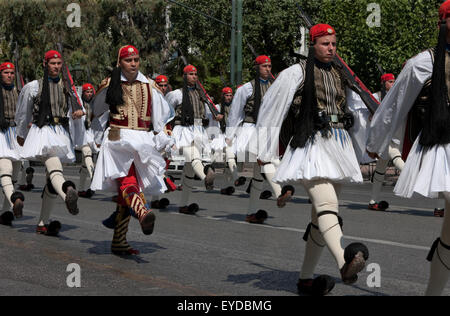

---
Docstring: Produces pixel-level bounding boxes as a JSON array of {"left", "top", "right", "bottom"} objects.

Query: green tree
[
  {"left": 0, "top": 0, "right": 443, "bottom": 99},
  {"left": 0, "top": 0, "right": 167, "bottom": 87},
  {"left": 167, "top": 0, "right": 442, "bottom": 97}
]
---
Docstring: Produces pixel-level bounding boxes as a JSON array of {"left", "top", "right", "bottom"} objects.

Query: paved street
[{"left": 0, "top": 164, "right": 449, "bottom": 296}]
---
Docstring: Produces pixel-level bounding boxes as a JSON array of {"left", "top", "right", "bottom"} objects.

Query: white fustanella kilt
[
  {"left": 20, "top": 124, "right": 75, "bottom": 163},
  {"left": 394, "top": 133, "right": 450, "bottom": 199},
  {"left": 274, "top": 128, "right": 363, "bottom": 184},
  {"left": 90, "top": 128, "right": 168, "bottom": 195},
  {"left": 0, "top": 126, "right": 23, "bottom": 161}
]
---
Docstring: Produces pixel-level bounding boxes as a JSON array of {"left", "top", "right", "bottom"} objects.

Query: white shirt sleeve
[
  {"left": 255, "top": 64, "right": 305, "bottom": 161},
  {"left": 367, "top": 50, "right": 433, "bottom": 157},
  {"left": 15, "top": 80, "right": 39, "bottom": 139},
  {"left": 152, "top": 87, "right": 175, "bottom": 133},
  {"left": 225, "top": 82, "right": 253, "bottom": 140},
  {"left": 165, "top": 89, "right": 183, "bottom": 109},
  {"left": 346, "top": 88, "right": 374, "bottom": 163}
]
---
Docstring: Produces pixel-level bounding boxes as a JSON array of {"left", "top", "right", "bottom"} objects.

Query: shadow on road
[
  {"left": 345, "top": 203, "right": 435, "bottom": 218},
  {"left": 80, "top": 239, "right": 167, "bottom": 260},
  {"left": 13, "top": 222, "right": 77, "bottom": 240},
  {"left": 225, "top": 262, "right": 389, "bottom": 296},
  {"left": 225, "top": 262, "right": 298, "bottom": 295}
]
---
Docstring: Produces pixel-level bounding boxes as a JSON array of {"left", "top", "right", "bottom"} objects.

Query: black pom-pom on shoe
[
  {"left": 0, "top": 211, "right": 14, "bottom": 226},
  {"left": 277, "top": 185, "right": 295, "bottom": 208},
  {"left": 259, "top": 190, "right": 272, "bottom": 199},
  {"left": 245, "top": 210, "right": 268, "bottom": 224},
  {"left": 234, "top": 177, "right": 246, "bottom": 187},
  {"left": 63, "top": 181, "right": 79, "bottom": 215},
  {"left": 62, "top": 181, "right": 76, "bottom": 194},
  {"left": 159, "top": 198, "right": 170, "bottom": 209},
  {"left": 297, "top": 275, "right": 335, "bottom": 296},
  {"left": 220, "top": 186, "right": 235, "bottom": 195},
  {"left": 11, "top": 192, "right": 25, "bottom": 218},
  {"left": 102, "top": 210, "right": 119, "bottom": 229},
  {"left": 46, "top": 221, "right": 62, "bottom": 237},
  {"left": 341, "top": 242, "right": 369, "bottom": 284},
  {"left": 179, "top": 203, "right": 199, "bottom": 215}
]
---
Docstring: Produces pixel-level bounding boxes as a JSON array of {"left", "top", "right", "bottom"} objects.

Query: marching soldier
[
  {"left": 76, "top": 83, "right": 97, "bottom": 198},
  {"left": 367, "top": 1, "right": 450, "bottom": 295},
  {"left": 0, "top": 62, "right": 25, "bottom": 226},
  {"left": 256, "top": 24, "right": 369, "bottom": 295},
  {"left": 91, "top": 45, "right": 174, "bottom": 255},
  {"left": 15, "top": 50, "right": 84, "bottom": 236},
  {"left": 165, "top": 65, "right": 216, "bottom": 215},
  {"left": 226, "top": 55, "right": 282, "bottom": 224}
]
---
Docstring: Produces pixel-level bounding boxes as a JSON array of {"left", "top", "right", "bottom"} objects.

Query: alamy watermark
[
  {"left": 66, "top": 263, "right": 81, "bottom": 288},
  {"left": 366, "top": 263, "right": 381, "bottom": 288},
  {"left": 66, "top": 3, "right": 81, "bottom": 28},
  {"left": 367, "top": 3, "right": 381, "bottom": 28}
]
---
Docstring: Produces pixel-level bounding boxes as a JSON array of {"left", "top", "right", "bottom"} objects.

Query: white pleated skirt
[
  {"left": 210, "top": 132, "right": 226, "bottom": 152},
  {"left": 394, "top": 133, "right": 450, "bottom": 198},
  {"left": 0, "top": 126, "right": 22, "bottom": 161},
  {"left": 90, "top": 128, "right": 167, "bottom": 195},
  {"left": 20, "top": 124, "right": 75, "bottom": 163},
  {"left": 274, "top": 128, "right": 363, "bottom": 184},
  {"left": 153, "top": 130, "right": 175, "bottom": 153},
  {"left": 172, "top": 124, "right": 211, "bottom": 152},
  {"left": 349, "top": 108, "right": 375, "bottom": 164},
  {"left": 234, "top": 123, "right": 257, "bottom": 157},
  {"left": 75, "top": 128, "right": 99, "bottom": 153}
]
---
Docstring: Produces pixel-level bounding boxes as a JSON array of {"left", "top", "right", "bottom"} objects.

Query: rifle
[
  {"left": 13, "top": 42, "right": 24, "bottom": 91},
  {"left": 56, "top": 42, "right": 83, "bottom": 112},
  {"left": 178, "top": 49, "right": 220, "bottom": 118},
  {"left": 376, "top": 60, "right": 385, "bottom": 76},
  {"left": 296, "top": 4, "right": 379, "bottom": 114},
  {"left": 376, "top": 60, "right": 387, "bottom": 100}
]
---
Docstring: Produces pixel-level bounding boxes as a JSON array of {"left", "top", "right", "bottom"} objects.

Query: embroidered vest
[
  {"left": 243, "top": 79, "right": 271, "bottom": 124},
  {"left": 33, "top": 79, "right": 68, "bottom": 125},
  {"left": 1, "top": 87, "right": 18, "bottom": 120},
  {"left": 109, "top": 79, "right": 153, "bottom": 131}
]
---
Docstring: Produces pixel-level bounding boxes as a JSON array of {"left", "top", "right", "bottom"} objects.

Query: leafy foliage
[
  {"left": 0, "top": 0, "right": 166, "bottom": 86},
  {"left": 169, "top": 0, "right": 442, "bottom": 97},
  {"left": 0, "top": 0, "right": 443, "bottom": 101}
]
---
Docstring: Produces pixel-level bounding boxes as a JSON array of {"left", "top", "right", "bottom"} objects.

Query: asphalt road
[{"left": 0, "top": 164, "right": 449, "bottom": 297}]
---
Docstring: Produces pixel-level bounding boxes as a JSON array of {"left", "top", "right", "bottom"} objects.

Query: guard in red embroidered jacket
[{"left": 90, "top": 45, "right": 174, "bottom": 255}]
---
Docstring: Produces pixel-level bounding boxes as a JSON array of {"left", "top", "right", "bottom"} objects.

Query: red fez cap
[
  {"left": 310, "top": 24, "right": 336, "bottom": 42},
  {"left": 82, "top": 83, "right": 94, "bottom": 91},
  {"left": 381, "top": 73, "right": 395, "bottom": 82},
  {"left": 155, "top": 75, "right": 168, "bottom": 84},
  {"left": 0, "top": 62, "right": 15, "bottom": 72},
  {"left": 255, "top": 55, "right": 271, "bottom": 65},
  {"left": 440, "top": 0, "right": 450, "bottom": 20},
  {"left": 183, "top": 65, "right": 197, "bottom": 73},
  {"left": 44, "top": 50, "right": 62, "bottom": 61},
  {"left": 119, "top": 45, "right": 139, "bottom": 60},
  {"left": 222, "top": 87, "right": 233, "bottom": 95}
]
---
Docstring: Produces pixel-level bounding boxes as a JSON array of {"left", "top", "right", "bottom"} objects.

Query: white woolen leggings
[
  {"left": 301, "top": 180, "right": 346, "bottom": 272},
  {"left": 425, "top": 192, "right": 450, "bottom": 296}
]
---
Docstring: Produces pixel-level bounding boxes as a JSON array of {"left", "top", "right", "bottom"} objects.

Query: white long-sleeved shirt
[{"left": 367, "top": 50, "right": 433, "bottom": 157}]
